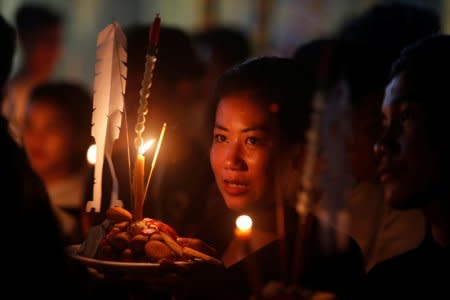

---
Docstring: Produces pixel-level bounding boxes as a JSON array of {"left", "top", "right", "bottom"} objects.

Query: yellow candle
[
  {"left": 133, "top": 153, "right": 145, "bottom": 220},
  {"left": 235, "top": 215, "right": 253, "bottom": 240},
  {"left": 133, "top": 140, "right": 154, "bottom": 220}
]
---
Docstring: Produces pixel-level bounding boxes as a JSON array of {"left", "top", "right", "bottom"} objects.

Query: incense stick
[{"left": 143, "top": 122, "right": 167, "bottom": 201}]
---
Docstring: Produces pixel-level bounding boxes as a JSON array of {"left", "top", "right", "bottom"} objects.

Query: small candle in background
[
  {"left": 235, "top": 215, "right": 253, "bottom": 240},
  {"left": 86, "top": 144, "right": 97, "bottom": 165}
]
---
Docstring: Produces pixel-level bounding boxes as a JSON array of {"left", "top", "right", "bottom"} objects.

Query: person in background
[
  {"left": 2, "top": 3, "right": 63, "bottom": 143},
  {"left": 22, "top": 81, "right": 92, "bottom": 245},
  {"left": 367, "top": 34, "right": 450, "bottom": 299},
  {"left": 1, "top": 14, "right": 87, "bottom": 299},
  {"left": 317, "top": 2, "right": 441, "bottom": 269}
]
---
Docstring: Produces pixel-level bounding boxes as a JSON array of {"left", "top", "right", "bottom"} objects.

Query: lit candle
[
  {"left": 235, "top": 215, "right": 253, "bottom": 240},
  {"left": 235, "top": 215, "right": 261, "bottom": 293},
  {"left": 86, "top": 144, "right": 97, "bottom": 165},
  {"left": 133, "top": 140, "right": 154, "bottom": 220}
]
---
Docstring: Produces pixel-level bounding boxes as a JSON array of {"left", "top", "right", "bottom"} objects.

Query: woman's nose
[
  {"left": 374, "top": 127, "right": 396, "bottom": 160},
  {"left": 225, "top": 142, "right": 247, "bottom": 171}
]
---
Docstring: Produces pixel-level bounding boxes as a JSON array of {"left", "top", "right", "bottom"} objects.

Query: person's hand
[
  {"left": 176, "top": 237, "right": 218, "bottom": 258},
  {"left": 310, "top": 292, "right": 337, "bottom": 300},
  {"left": 258, "top": 281, "right": 338, "bottom": 300}
]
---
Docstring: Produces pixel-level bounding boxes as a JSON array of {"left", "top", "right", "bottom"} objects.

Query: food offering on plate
[{"left": 78, "top": 206, "right": 222, "bottom": 266}]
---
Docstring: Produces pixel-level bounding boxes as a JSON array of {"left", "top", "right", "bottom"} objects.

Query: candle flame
[
  {"left": 236, "top": 215, "right": 253, "bottom": 231},
  {"left": 138, "top": 139, "right": 155, "bottom": 155},
  {"left": 87, "top": 144, "right": 97, "bottom": 165}
]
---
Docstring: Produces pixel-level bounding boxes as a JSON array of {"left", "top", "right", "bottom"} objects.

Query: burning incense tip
[{"left": 149, "top": 13, "right": 161, "bottom": 49}]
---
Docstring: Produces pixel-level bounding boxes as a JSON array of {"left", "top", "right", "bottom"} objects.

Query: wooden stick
[{"left": 122, "top": 102, "right": 133, "bottom": 208}]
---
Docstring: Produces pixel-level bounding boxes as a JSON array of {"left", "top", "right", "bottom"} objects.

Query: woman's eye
[
  {"left": 245, "top": 136, "right": 258, "bottom": 145},
  {"left": 214, "top": 134, "right": 227, "bottom": 143}
]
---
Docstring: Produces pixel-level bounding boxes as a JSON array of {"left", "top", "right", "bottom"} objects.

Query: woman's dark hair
[
  {"left": 212, "top": 56, "right": 314, "bottom": 145},
  {"left": 391, "top": 34, "right": 450, "bottom": 103}
]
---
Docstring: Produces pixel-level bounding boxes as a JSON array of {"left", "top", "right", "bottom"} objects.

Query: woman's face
[
  {"left": 23, "top": 101, "right": 72, "bottom": 179},
  {"left": 210, "top": 94, "right": 281, "bottom": 212},
  {"left": 375, "top": 74, "right": 440, "bottom": 209}
]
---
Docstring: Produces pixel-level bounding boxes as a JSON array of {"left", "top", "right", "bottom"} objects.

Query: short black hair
[
  {"left": 390, "top": 34, "right": 450, "bottom": 154},
  {"left": 0, "top": 15, "right": 15, "bottom": 90},
  {"left": 126, "top": 25, "right": 204, "bottom": 84},
  {"left": 212, "top": 56, "right": 313, "bottom": 145},
  {"left": 15, "top": 3, "right": 62, "bottom": 36},
  {"left": 339, "top": 1, "right": 440, "bottom": 96},
  {"left": 339, "top": 2, "right": 440, "bottom": 63},
  {"left": 391, "top": 34, "right": 450, "bottom": 105}
]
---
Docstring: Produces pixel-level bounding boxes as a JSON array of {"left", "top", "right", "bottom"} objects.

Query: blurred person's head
[
  {"left": 194, "top": 26, "right": 250, "bottom": 72},
  {"left": 194, "top": 26, "right": 250, "bottom": 101},
  {"left": 339, "top": 2, "right": 440, "bottom": 81},
  {"left": 15, "top": 3, "right": 63, "bottom": 79},
  {"left": 374, "top": 34, "right": 450, "bottom": 211},
  {"left": 23, "top": 81, "right": 92, "bottom": 184},
  {"left": 125, "top": 25, "right": 204, "bottom": 125},
  {"left": 210, "top": 57, "right": 313, "bottom": 213},
  {"left": 0, "top": 15, "right": 15, "bottom": 95},
  {"left": 338, "top": 1, "right": 441, "bottom": 181}
]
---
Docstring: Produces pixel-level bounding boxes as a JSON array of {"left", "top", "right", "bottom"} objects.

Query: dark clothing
[
  {"left": 191, "top": 185, "right": 237, "bottom": 256},
  {"left": 1, "top": 116, "right": 88, "bottom": 298},
  {"left": 180, "top": 211, "right": 365, "bottom": 299},
  {"left": 365, "top": 227, "right": 450, "bottom": 299}
]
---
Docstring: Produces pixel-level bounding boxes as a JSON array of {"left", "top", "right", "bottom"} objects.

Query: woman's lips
[
  {"left": 222, "top": 179, "right": 249, "bottom": 195},
  {"left": 378, "top": 165, "right": 399, "bottom": 184}
]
